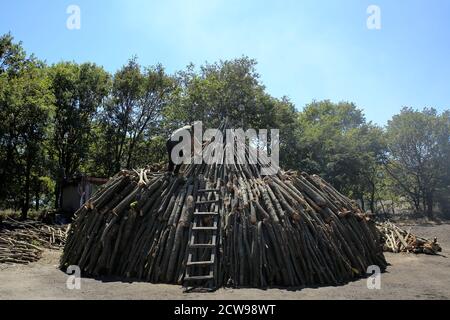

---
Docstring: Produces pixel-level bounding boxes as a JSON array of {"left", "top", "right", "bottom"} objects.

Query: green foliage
[
  {"left": 48, "top": 61, "right": 110, "bottom": 175},
  {"left": 0, "top": 32, "right": 27, "bottom": 74},
  {"left": 95, "top": 57, "right": 175, "bottom": 174},
  {"left": 1, "top": 33, "right": 449, "bottom": 220},
  {"left": 47, "top": 61, "right": 110, "bottom": 208},
  {"left": 386, "top": 107, "right": 450, "bottom": 217},
  {"left": 297, "top": 101, "right": 383, "bottom": 190},
  {"left": 165, "top": 57, "right": 295, "bottom": 128},
  {"left": 164, "top": 57, "right": 299, "bottom": 169},
  {"left": 294, "top": 101, "right": 387, "bottom": 211},
  {"left": 0, "top": 34, "right": 54, "bottom": 218}
]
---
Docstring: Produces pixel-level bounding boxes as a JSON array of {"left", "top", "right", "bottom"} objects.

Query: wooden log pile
[
  {"left": 376, "top": 221, "right": 442, "bottom": 255},
  {"left": 0, "top": 218, "right": 67, "bottom": 264},
  {"left": 60, "top": 123, "right": 388, "bottom": 288}
]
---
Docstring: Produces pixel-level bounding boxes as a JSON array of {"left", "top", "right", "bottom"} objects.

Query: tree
[
  {"left": 48, "top": 62, "right": 110, "bottom": 209},
  {"left": 164, "top": 57, "right": 299, "bottom": 168},
  {"left": 295, "top": 100, "right": 387, "bottom": 210},
  {"left": 3, "top": 32, "right": 449, "bottom": 221},
  {"left": 0, "top": 34, "right": 54, "bottom": 218},
  {"left": 166, "top": 57, "right": 270, "bottom": 128},
  {"left": 358, "top": 125, "right": 388, "bottom": 213},
  {"left": 98, "top": 58, "right": 174, "bottom": 174},
  {"left": 0, "top": 32, "right": 26, "bottom": 74},
  {"left": 386, "top": 107, "right": 450, "bottom": 218}
]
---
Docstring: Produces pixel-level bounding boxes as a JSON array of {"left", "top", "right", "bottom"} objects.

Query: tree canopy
[{"left": 0, "top": 33, "right": 449, "bottom": 219}]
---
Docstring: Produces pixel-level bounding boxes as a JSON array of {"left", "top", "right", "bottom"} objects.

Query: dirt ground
[{"left": 1, "top": 222, "right": 449, "bottom": 300}]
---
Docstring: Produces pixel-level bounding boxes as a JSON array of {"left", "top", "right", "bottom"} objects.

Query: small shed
[{"left": 61, "top": 175, "right": 108, "bottom": 215}]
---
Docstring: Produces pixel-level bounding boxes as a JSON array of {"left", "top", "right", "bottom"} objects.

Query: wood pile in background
[
  {"left": 376, "top": 221, "right": 442, "bottom": 255},
  {"left": 0, "top": 217, "right": 67, "bottom": 264}
]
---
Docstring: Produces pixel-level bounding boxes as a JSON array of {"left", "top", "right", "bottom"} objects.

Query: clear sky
[{"left": 1, "top": 0, "right": 449, "bottom": 125}]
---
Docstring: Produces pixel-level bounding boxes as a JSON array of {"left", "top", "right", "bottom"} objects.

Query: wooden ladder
[{"left": 183, "top": 187, "right": 221, "bottom": 291}]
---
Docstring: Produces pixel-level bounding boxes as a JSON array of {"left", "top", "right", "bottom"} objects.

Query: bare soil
[{"left": 1, "top": 222, "right": 449, "bottom": 300}]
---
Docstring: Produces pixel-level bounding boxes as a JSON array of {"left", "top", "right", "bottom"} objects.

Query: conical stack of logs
[{"left": 61, "top": 123, "right": 388, "bottom": 288}]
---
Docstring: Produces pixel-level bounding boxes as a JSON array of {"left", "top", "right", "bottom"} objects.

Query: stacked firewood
[
  {"left": 376, "top": 221, "right": 442, "bottom": 255},
  {"left": 61, "top": 122, "right": 388, "bottom": 288},
  {"left": 0, "top": 218, "right": 67, "bottom": 264}
]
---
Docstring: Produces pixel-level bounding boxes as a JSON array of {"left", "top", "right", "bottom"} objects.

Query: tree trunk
[
  {"left": 21, "top": 152, "right": 32, "bottom": 220},
  {"left": 389, "top": 196, "right": 395, "bottom": 215},
  {"left": 126, "top": 141, "right": 135, "bottom": 169},
  {"left": 422, "top": 195, "right": 427, "bottom": 216},
  {"left": 35, "top": 179, "right": 41, "bottom": 212},
  {"left": 426, "top": 192, "right": 434, "bottom": 220},
  {"left": 412, "top": 194, "right": 420, "bottom": 213},
  {"left": 55, "top": 165, "right": 66, "bottom": 210},
  {"left": 54, "top": 181, "right": 60, "bottom": 209},
  {"left": 369, "top": 185, "right": 376, "bottom": 213}
]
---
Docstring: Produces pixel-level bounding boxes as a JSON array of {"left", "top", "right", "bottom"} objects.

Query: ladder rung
[
  {"left": 189, "top": 243, "right": 216, "bottom": 248},
  {"left": 192, "top": 226, "right": 217, "bottom": 231},
  {"left": 187, "top": 260, "right": 214, "bottom": 266},
  {"left": 196, "top": 200, "right": 219, "bottom": 205},
  {"left": 192, "top": 220, "right": 217, "bottom": 230},
  {"left": 194, "top": 211, "right": 218, "bottom": 216},
  {"left": 189, "top": 234, "right": 216, "bottom": 248},
  {"left": 198, "top": 189, "right": 220, "bottom": 193},
  {"left": 184, "top": 275, "right": 214, "bottom": 281}
]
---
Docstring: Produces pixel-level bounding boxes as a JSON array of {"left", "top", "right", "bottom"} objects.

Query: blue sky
[{"left": 1, "top": 0, "right": 449, "bottom": 125}]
